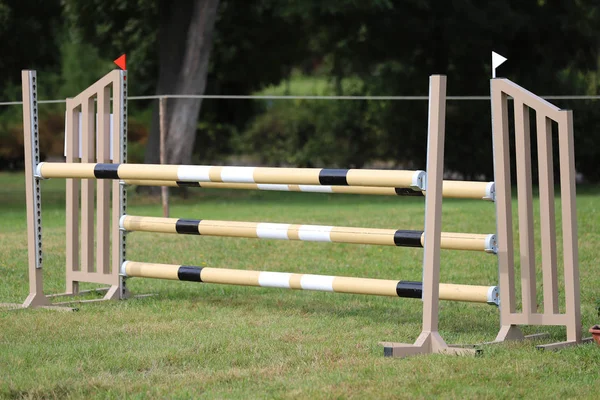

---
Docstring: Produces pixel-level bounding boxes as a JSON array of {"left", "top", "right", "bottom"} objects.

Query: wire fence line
[{"left": 1, "top": 93, "right": 600, "bottom": 106}]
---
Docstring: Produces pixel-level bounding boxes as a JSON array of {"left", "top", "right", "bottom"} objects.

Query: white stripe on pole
[
  {"left": 299, "top": 185, "right": 333, "bottom": 193},
  {"left": 256, "top": 223, "right": 290, "bottom": 240},
  {"left": 300, "top": 275, "right": 335, "bottom": 291},
  {"left": 258, "top": 271, "right": 292, "bottom": 288},
  {"left": 297, "top": 225, "right": 333, "bottom": 242},
  {"left": 257, "top": 184, "right": 290, "bottom": 191},
  {"left": 177, "top": 165, "right": 211, "bottom": 181},
  {"left": 221, "top": 167, "right": 256, "bottom": 183}
]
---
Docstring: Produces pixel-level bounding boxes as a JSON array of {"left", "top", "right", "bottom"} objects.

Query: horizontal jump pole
[
  {"left": 120, "top": 216, "right": 497, "bottom": 253},
  {"left": 123, "top": 179, "right": 495, "bottom": 201},
  {"left": 36, "top": 162, "right": 425, "bottom": 189},
  {"left": 121, "top": 261, "right": 499, "bottom": 305}
]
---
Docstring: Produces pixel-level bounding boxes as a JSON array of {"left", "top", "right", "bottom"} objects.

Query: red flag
[{"left": 114, "top": 54, "right": 126, "bottom": 70}]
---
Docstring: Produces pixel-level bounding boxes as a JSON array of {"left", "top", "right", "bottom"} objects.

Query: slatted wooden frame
[
  {"left": 18, "top": 69, "right": 128, "bottom": 307},
  {"left": 491, "top": 78, "right": 591, "bottom": 349}
]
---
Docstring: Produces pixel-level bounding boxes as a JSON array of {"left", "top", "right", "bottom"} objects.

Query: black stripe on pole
[
  {"left": 176, "top": 181, "right": 201, "bottom": 187},
  {"left": 393, "top": 230, "right": 423, "bottom": 247},
  {"left": 177, "top": 265, "right": 203, "bottom": 282},
  {"left": 318, "top": 169, "right": 348, "bottom": 185},
  {"left": 396, "top": 281, "right": 422, "bottom": 298},
  {"left": 175, "top": 219, "right": 201, "bottom": 234},
  {"left": 395, "top": 188, "right": 424, "bottom": 196},
  {"left": 94, "top": 163, "right": 120, "bottom": 179}
]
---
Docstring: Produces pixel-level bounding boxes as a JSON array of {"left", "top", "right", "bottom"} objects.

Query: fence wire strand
[{"left": 1, "top": 94, "right": 600, "bottom": 106}]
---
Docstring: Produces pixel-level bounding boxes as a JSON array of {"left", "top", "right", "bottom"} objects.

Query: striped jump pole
[
  {"left": 123, "top": 179, "right": 496, "bottom": 201},
  {"left": 119, "top": 216, "right": 497, "bottom": 253},
  {"left": 121, "top": 261, "right": 499, "bottom": 305},
  {"left": 35, "top": 163, "right": 426, "bottom": 189}
]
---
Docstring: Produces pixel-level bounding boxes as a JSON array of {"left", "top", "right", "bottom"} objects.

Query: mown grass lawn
[{"left": 0, "top": 172, "right": 599, "bottom": 399}]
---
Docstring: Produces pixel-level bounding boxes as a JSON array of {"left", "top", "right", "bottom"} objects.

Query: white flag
[{"left": 492, "top": 51, "right": 507, "bottom": 78}]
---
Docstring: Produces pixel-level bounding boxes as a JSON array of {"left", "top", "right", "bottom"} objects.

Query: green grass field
[{"left": 1, "top": 172, "right": 599, "bottom": 399}]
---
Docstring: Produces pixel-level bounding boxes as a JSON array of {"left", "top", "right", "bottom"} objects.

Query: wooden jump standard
[
  {"left": 490, "top": 79, "right": 592, "bottom": 349},
  {"left": 7, "top": 68, "right": 590, "bottom": 356}
]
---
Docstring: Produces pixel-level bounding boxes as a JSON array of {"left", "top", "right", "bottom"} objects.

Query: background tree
[
  {"left": 0, "top": 0, "right": 62, "bottom": 97},
  {"left": 64, "top": 0, "right": 220, "bottom": 166},
  {"left": 1, "top": 0, "right": 599, "bottom": 180}
]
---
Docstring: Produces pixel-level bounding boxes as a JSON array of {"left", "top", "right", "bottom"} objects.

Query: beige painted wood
[
  {"left": 345, "top": 169, "right": 418, "bottom": 188},
  {"left": 436, "top": 232, "right": 493, "bottom": 252},
  {"left": 491, "top": 82, "right": 518, "bottom": 342},
  {"left": 421, "top": 75, "right": 445, "bottom": 333},
  {"left": 493, "top": 79, "right": 563, "bottom": 121},
  {"left": 63, "top": 72, "right": 125, "bottom": 300},
  {"left": 119, "top": 164, "right": 180, "bottom": 180},
  {"left": 69, "top": 270, "right": 119, "bottom": 285},
  {"left": 505, "top": 312, "right": 569, "bottom": 326},
  {"left": 514, "top": 102, "right": 536, "bottom": 314},
  {"left": 439, "top": 284, "right": 494, "bottom": 303},
  {"left": 65, "top": 98, "right": 81, "bottom": 295},
  {"left": 491, "top": 78, "right": 584, "bottom": 349},
  {"left": 557, "top": 110, "right": 581, "bottom": 343},
  {"left": 288, "top": 274, "right": 303, "bottom": 289},
  {"left": 286, "top": 224, "right": 301, "bottom": 240},
  {"left": 97, "top": 86, "right": 111, "bottom": 276},
  {"left": 207, "top": 166, "right": 223, "bottom": 181},
  {"left": 382, "top": 76, "right": 477, "bottom": 357},
  {"left": 426, "top": 180, "right": 493, "bottom": 200},
  {"left": 201, "top": 268, "right": 261, "bottom": 286},
  {"left": 81, "top": 96, "right": 96, "bottom": 274},
  {"left": 124, "top": 262, "right": 179, "bottom": 280},
  {"left": 329, "top": 226, "right": 396, "bottom": 245},
  {"left": 40, "top": 163, "right": 96, "bottom": 178},
  {"left": 18, "top": 70, "right": 129, "bottom": 307},
  {"left": 122, "top": 216, "right": 179, "bottom": 233},
  {"left": 536, "top": 337, "right": 594, "bottom": 351},
  {"left": 332, "top": 277, "right": 398, "bottom": 296},
  {"left": 536, "top": 113, "right": 559, "bottom": 313},
  {"left": 198, "top": 220, "right": 259, "bottom": 238},
  {"left": 251, "top": 168, "right": 320, "bottom": 185},
  {"left": 69, "top": 70, "right": 123, "bottom": 107},
  {"left": 59, "top": 71, "right": 125, "bottom": 300},
  {"left": 159, "top": 97, "right": 169, "bottom": 218}
]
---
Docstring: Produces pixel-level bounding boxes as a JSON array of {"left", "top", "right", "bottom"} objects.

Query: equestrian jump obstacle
[{"left": 7, "top": 68, "right": 591, "bottom": 357}]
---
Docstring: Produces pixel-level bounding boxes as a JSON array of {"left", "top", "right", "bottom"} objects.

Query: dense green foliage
[{"left": 0, "top": 1, "right": 599, "bottom": 180}]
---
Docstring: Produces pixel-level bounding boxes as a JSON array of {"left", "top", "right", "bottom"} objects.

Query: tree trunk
[{"left": 145, "top": 0, "right": 220, "bottom": 166}]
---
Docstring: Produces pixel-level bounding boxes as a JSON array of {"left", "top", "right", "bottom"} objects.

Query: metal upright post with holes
[{"left": 20, "top": 71, "right": 49, "bottom": 308}]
